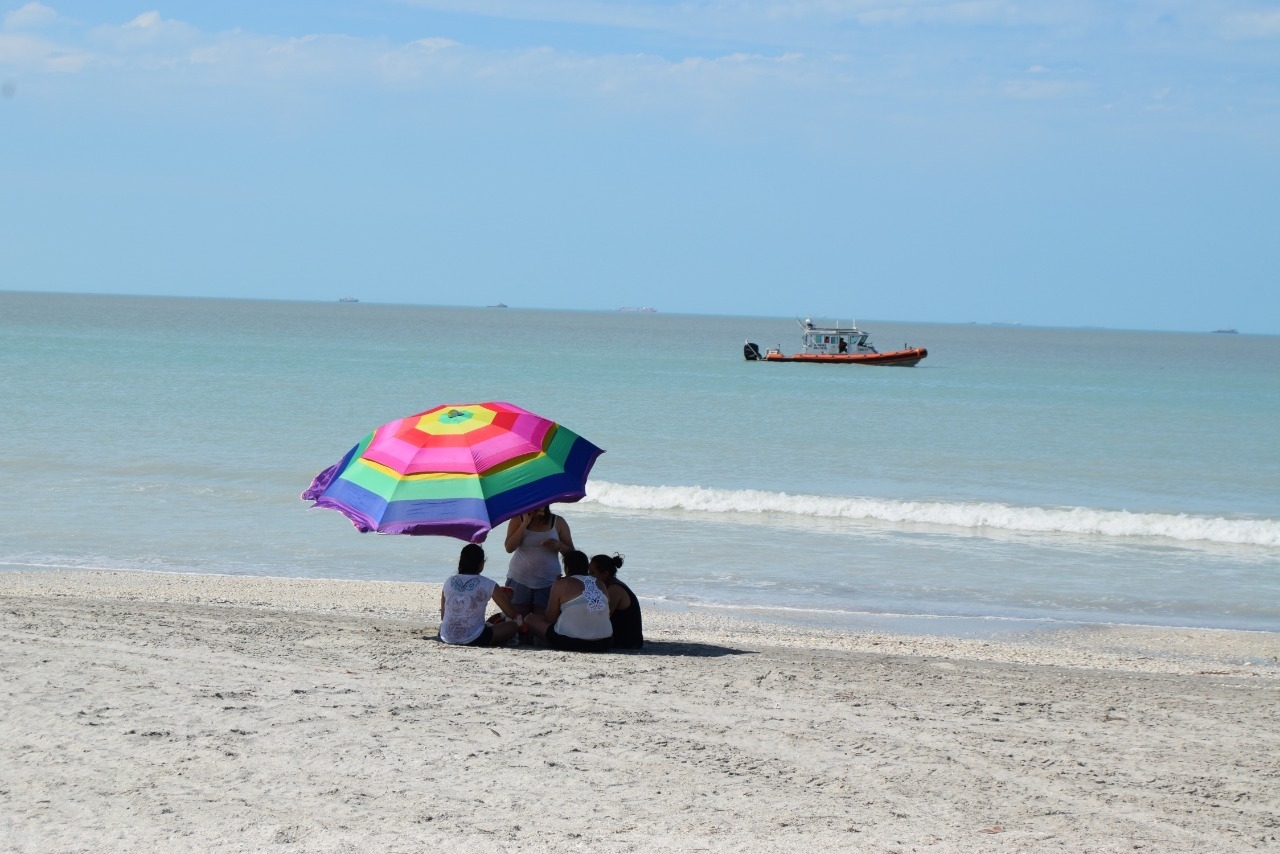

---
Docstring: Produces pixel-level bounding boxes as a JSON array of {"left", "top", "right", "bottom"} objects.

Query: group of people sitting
[{"left": 438, "top": 504, "right": 643, "bottom": 651}]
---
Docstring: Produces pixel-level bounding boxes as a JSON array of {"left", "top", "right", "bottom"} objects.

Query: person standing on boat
[{"left": 503, "top": 503, "right": 574, "bottom": 617}]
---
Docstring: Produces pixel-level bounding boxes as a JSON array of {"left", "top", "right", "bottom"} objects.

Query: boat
[
  {"left": 1212, "top": 328, "right": 1238, "bottom": 334},
  {"left": 744, "top": 318, "right": 927, "bottom": 366},
  {"left": 487, "top": 302, "right": 508, "bottom": 308},
  {"left": 619, "top": 306, "right": 656, "bottom": 313},
  {"left": 338, "top": 297, "right": 359, "bottom": 303}
]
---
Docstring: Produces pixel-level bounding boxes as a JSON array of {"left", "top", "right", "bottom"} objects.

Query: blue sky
[{"left": 2, "top": 1, "right": 1277, "bottom": 332}]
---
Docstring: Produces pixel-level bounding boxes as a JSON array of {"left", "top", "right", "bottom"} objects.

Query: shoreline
[
  {"left": 6, "top": 555, "right": 1277, "bottom": 637},
  {"left": 3, "top": 569, "right": 1278, "bottom": 677},
  {"left": 4, "top": 570, "right": 1279, "bottom": 851}
]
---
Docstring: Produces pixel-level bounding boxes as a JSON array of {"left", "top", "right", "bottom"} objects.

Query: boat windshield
[{"left": 802, "top": 328, "right": 866, "bottom": 353}]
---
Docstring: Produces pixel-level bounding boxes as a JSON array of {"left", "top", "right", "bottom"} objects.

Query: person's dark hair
[
  {"left": 589, "top": 553, "right": 624, "bottom": 579},
  {"left": 458, "top": 543, "right": 486, "bottom": 575},
  {"left": 562, "top": 549, "right": 590, "bottom": 576}
]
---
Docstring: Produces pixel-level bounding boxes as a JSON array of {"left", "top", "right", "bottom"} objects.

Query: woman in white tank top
[
  {"left": 502, "top": 504, "right": 574, "bottom": 616},
  {"left": 524, "top": 550, "right": 613, "bottom": 652}
]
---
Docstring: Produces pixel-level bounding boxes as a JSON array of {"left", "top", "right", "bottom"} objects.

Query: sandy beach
[{"left": 2, "top": 571, "right": 1278, "bottom": 852}]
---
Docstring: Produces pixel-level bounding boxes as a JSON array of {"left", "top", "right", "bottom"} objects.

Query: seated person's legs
[
  {"left": 523, "top": 613, "right": 551, "bottom": 640},
  {"left": 504, "top": 579, "right": 536, "bottom": 616},
  {"left": 529, "top": 583, "right": 552, "bottom": 617},
  {"left": 488, "top": 620, "right": 518, "bottom": 645}
]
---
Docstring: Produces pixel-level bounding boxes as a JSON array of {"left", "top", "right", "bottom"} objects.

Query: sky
[{"left": 2, "top": 1, "right": 1278, "bottom": 332}]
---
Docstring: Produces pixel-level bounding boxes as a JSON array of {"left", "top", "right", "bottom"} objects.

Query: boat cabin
[{"left": 799, "top": 319, "right": 877, "bottom": 355}]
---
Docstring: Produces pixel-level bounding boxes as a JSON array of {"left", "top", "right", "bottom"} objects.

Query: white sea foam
[{"left": 583, "top": 482, "right": 1280, "bottom": 547}]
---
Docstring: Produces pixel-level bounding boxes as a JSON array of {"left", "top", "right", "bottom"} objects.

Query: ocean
[{"left": 2, "top": 291, "right": 1277, "bottom": 635}]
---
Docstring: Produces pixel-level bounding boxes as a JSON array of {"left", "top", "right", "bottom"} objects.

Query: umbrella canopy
[{"left": 302, "top": 401, "right": 604, "bottom": 543}]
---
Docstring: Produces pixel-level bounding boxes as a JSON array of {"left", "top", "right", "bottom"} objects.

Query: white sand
[{"left": 2, "top": 570, "right": 1278, "bottom": 852}]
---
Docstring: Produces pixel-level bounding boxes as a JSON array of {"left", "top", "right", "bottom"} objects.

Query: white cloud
[
  {"left": 805, "top": 0, "right": 1083, "bottom": 29},
  {"left": 1, "top": 0, "right": 1273, "bottom": 139},
  {"left": 396, "top": 0, "right": 1088, "bottom": 42},
  {"left": 0, "top": 31, "right": 92, "bottom": 71},
  {"left": 0, "top": 31, "right": 46, "bottom": 62},
  {"left": 71, "top": 19, "right": 817, "bottom": 103},
  {"left": 87, "top": 10, "right": 199, "bottom": 51},
  {"left": 126, "top": 11, "right": 163, "bottom": 30},
  {"left": 413, "top": 37, "right": 462, "bottom": 51},
  {"left": 395, "top": 0, "right": 683, "bottom": 31},
  {"left": 4, "top": 2, "right": 58, "bottom": 30},
  {"left": 1222, "top": 10, "right": 1280, "bottom": 39},
  {"left": 856, "top": 1, "right": 995, "bottom": 27},
  {"left": 1001, "top": 78, "right": 1088, "bottom": 100}
]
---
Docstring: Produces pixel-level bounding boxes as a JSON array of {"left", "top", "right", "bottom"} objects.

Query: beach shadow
[
  {"left": 616, "top": 640, "right": 754, "bottom": 658},
  {"left": 412, "top": 630, "right": 750, "bottom": 658}
]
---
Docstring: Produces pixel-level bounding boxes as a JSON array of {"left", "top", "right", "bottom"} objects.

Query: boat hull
[{"left": 762, "top": 347, "right": 927, "bottom": 366}]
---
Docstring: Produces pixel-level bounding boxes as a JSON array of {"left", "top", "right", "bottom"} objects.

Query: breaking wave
[{"left": 582, "top": 482, "right": 1280, "bottom": 547}]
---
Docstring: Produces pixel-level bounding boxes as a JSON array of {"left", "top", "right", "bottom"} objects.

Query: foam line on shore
[{"left": 583, "top": 481, "right": 1280, "bottom": 546}]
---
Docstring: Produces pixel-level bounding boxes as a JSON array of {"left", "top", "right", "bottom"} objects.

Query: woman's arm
[
  {"left": 607, "top": 584, "right": 630, "bottom": 614},
  {"left": 491, "top": 585, "right": 517, "bottom": 620},
  {"left": 543, "top": 577, "right": 577, "bottom": 626},
  {"left": 439, "top": 591, "right": 446, "bottom": 620},
  {"left": 504, "top": 515, "right": 528, "bottom": 553},
  {"left": 554, "top": 516, "right": 574, "bottom": 553}
]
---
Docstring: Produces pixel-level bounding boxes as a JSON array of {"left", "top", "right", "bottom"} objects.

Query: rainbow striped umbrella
[{"left": 301, "top": 402, "right": 603, "bottom": 543}]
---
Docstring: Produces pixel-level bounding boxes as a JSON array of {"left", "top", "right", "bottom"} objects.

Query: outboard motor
[{"left": 743, "top": 341, "right": 763, "bottom": 361}]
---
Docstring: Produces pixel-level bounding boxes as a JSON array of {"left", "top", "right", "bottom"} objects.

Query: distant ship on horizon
[
  {"left": 619, "top": 306, "right": 656, "bottom": 313},
  {"left": 1212, "top": 328, "right": 1238, "bottom": 334},
  {"left": 487, "top": 302, "right": 508, "bottom": 308},
  {"left": 338, "top": 297, "right": 359, "bottom": 303}
]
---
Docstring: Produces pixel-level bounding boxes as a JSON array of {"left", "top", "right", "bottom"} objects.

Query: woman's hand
[{"left": 504, "top": 515, "right": 529, "bottom": 553}]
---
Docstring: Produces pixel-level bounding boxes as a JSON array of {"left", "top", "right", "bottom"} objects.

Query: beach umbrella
[{"left": 301, "top": 401, "right": 604, "bottom": 543}]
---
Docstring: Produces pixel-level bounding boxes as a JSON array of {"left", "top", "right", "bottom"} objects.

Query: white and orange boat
[{"left": 744, "top": 318, "right": 927, "bottom": 366}]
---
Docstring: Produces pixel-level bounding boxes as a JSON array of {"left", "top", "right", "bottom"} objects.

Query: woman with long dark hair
[
  {"left": 589, "top": 553, "right": 643, "bottom": 649},
  {"left": 439, "top": 544, "right": 519, "bottom": 647}
]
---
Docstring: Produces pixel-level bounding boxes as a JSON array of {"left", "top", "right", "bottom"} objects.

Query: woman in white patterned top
[
  {"left": 524, "top": 550, "right": 613, "bottom": 652},
  {"left": 439, "top": 544, "right": 520, "bottom": 647}
]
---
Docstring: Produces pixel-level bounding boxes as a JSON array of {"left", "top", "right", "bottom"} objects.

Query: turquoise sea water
[{"left": 2, "top": 292, "right": 1277, "bottom": 633}]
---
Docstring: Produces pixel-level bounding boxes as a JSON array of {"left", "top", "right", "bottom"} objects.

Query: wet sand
[{"left": 2, "top": 570, "right": 1278, "bottom": 852}]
